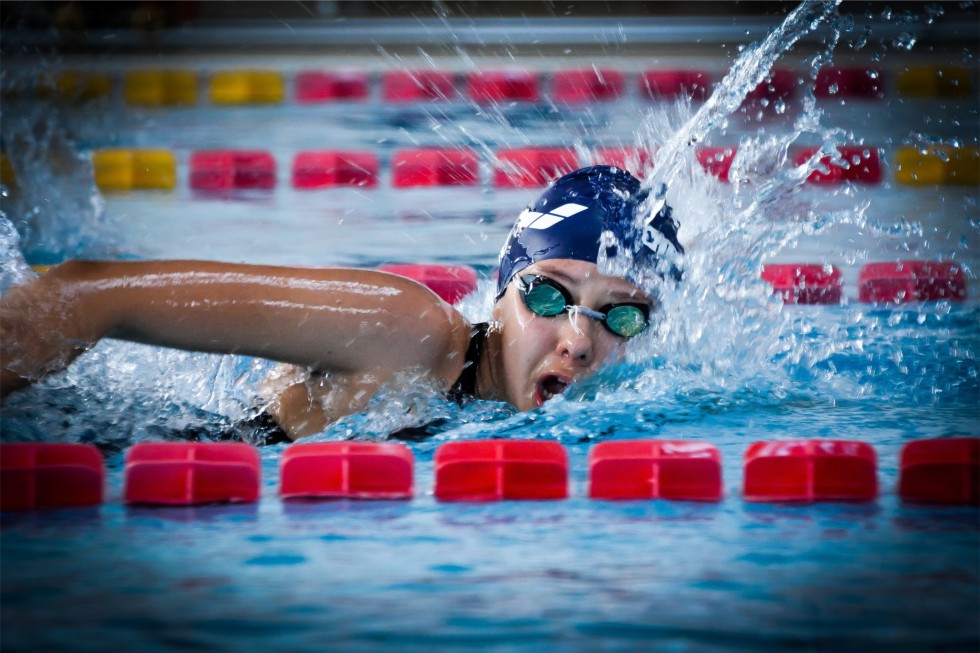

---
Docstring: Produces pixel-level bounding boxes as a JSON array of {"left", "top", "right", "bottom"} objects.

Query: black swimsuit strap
[{"left": 447, "top": 322, "right": 489, "bottom": 405}]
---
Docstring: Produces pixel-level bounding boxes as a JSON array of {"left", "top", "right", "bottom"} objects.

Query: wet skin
[{"left": 0, "top": 258, "right": 651, "bottom": 440}]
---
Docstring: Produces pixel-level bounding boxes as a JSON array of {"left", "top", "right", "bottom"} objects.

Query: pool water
[{"left": 2, "top": 4, "right": 979, "bottom": 652}]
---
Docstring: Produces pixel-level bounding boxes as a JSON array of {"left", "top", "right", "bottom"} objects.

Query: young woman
[{"left": 0, "top": 166, "right": 684, "bottom": 441}]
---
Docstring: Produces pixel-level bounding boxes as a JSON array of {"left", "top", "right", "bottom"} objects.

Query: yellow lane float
[
  {"left": 897, "top": 65, "right": 973, "bottom": 98},
  {"left": 92, "top": 149, "right": 177, "bottom": 192},
  {"left": 209, "top": 70, "right": 284, "bottom": 105},
  {"left": 124, "top": 70, "right": 197, "bottom": 106},
  {"left": 894, "top": 145, "right": 980, "bottom": 186}
]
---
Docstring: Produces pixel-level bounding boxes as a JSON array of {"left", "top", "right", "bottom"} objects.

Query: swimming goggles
[{"left": 516, "top": 274, "right": 650, "bottom": 339}]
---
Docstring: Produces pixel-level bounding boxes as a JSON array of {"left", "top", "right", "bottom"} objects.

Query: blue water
[{"left": 2, "top": 3, "right": 980, "bottom": 651}]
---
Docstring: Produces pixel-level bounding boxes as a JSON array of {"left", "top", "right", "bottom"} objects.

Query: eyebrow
[{"left": 536, "top": 266, "right": 650, "bottom": 305}]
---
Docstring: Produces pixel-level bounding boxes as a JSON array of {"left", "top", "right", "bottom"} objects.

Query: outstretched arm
[{"left": 1, "top": 259, "right": 472, "bottom": 397}]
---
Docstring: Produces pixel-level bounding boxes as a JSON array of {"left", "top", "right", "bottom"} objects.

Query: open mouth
[{"left": 534, "top": 374, "right": 570, "bottom": 406}]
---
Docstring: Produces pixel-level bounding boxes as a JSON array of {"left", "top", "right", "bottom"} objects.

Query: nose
[{"left": 556, "top": 311, "right": 598, "bottom": 366}]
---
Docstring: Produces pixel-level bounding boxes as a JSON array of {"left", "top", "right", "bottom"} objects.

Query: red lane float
[
  {"left": 761, "top": 264, "right": 843, "bottom": 305},
  {"left": 899, "top": 438, "right": 979, "bottom": 505},
  {"left": 434, "top": 440, "right": 568, "bottom": 501},
  {"left": 551, "top": 69, "right": 625, "bottom": 103},
  {"left": 743, "top": 440, "right": 877, "bottom": 502},
  {"left": 1, "top": 443, "right": 104, "bottom": 511},
  {"left": 493, "top": 147, "right": 579, "bottom": 188},
  {"left": 295, "top": 71, "right": 370, "bottom": 103},
  {"left": 744, "top": 69, "right": 796, "bottom": 108},
  {"left": 814, "top": 67, "right": 884, "bottom": 99},
  {"left": 280, "top": 442, "right": 413, "bottom": 500},
  {"left": 640, "top": 70, "right": 712, "bottom": 101},
  {"left": 392, "top": 148, "right": 480, "bottom": 188},
  {"left": 858, "top": 260, "right": 967, "bottom": 304},
  {"left": 696, "top": 146, "right": 737, "bottom": 181},
  {"left": 382, "top": 70, "right": 456, "bottom": 103},
  {"left": 588, "top": 440, "right": 722, "bottom": 501},
  {"left": 190, "top": 150, "right": 276, "bottom": 191},
  {"left": 124, "top": 442, "right": 260, "bottom": 505},
  {"left": 592, "top": 146, "right": 654, "bottom": 173},
  {"left": 467, "top": 70, "right": 539, "bottom": 103},
  {"left": 377, "top": 264, "right": 478, "bottom": 304},
  {"left": 292, "top": 151, "right": 378, "bottom": 189},
  {"left": 793, "top": 146, "right": 882, "bottom": 184}
]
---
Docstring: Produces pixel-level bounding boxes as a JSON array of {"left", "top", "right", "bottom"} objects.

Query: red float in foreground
[
  {"left": 493, "top": 147, "right": 579, "bottom": 188},
  {"left": 1, "top": 443, "right": 104, "bottom": 511},
  {"left": 382, "top": 70, "right": 456, "bottom": 102},
  {"left": 292, "top": 151, "right": 378, "bottom": 189},
  {"left": 858, "top": 260, "right": 967, "bottom": 304},
  {"left": 190, "top": 150, "right": 276, "bottom": 191},
  {"left": 295, "top": 71, "right": 370, "bottom": 103},
  {"left": 467, "top": 70, "right": 539, "bottom": 104},
  {"left": 435, "top": 440, "right": 568, "bottom": 501},
  {"left": 280, "top": 442, "right": 413, "bottom": 500},
  {"left": 814, "top": 67, "right": 884, "bottom": 99},
  {"left": 124, "top": 442, "right": 260, "bottom": 506},
  {"left": 588, "top": 440, "right": 722, "bottom": 501},
  {"left": 377, "top": 264, "right": 478, "bottom": 304},
  {"left": 391, "top": 148, "right": 480, "bottom": 187},
  {"left": 899, "top": 438, "right": 979, "bottom": 505},
  {"left": 551, "top": 69, "right": 625, "bottom": 103},
  {"left": 743, "top": 440, "right": 877, "bottom": 502},
  {"left": 640, "top": 70, "right": 712, "bottom": 101},
  {"left": 696, "top": 146, "right": 737, "bottom": 182},
  {"left": 793, "top": 146, "right": 882, "bottom": 184},
  {"left": 761, "top": 264, "right": 843, "bottom": 305}
]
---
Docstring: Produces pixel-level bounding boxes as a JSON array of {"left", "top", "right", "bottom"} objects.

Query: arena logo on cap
[{"left": 514, "top": 203, "right": 588, "bottom": 231}]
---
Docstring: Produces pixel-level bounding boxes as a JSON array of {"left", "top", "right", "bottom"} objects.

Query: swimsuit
[{"left": 238, "top": 322, "right": 489, "bottom": 444}]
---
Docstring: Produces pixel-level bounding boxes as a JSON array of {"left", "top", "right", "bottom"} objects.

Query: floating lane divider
[
  {"left": 292, "top": 151, "right": 379, "bottom": 189},
  {"left": 0, "top": 443, "right": 104, "bottom": 511},
  {"left": 392, "top": 148, "right": 480, "bottom": 188},
  {"left": 858, "top": 260, "right": 967, "bottom": 304},
  {"left": 209, "top": 70, "right": 284, "bottom": 105},
  {"left": 761, "top": 264, "right": 844, "bottom": 305},
  {"left": 123, "top": 442, "right": 260, "bottom": 506},
  {"left": 588, "top": 440, "right": 722, "bottom": 501},
  {"left": 792, "top": 145, "right": 883, "bottom": 184},
  {"left": 280, "top": 442, "right": 413, "bottom": 500},
  {"left": 31, "top": 65, "right": 968, "bottom": 107},
  {"left": 434, "top": 440, "right": 569, "bottom": 501},
  {"left": 899, "top": 438, "right": 979, "bottom": 505},
  {"left": 190, "top": 150, "right": 276, "bottom": 191},
  {"left": 467, "top": 70, "right": 541, "bottom": 104},
  {"left": 92, "top": 149, "right": 177, "bottom": 192},
  {"left": 743, "top": 440, "right": 878, "bottom": 502},
  {"left": 894, "top": 145, "right": 980, "bottom": 186},
  {"left": 377, "top": 264, "right": 478, "bottom": 304},
  {"left": 123, "top": 70, "right": 197, "bottom": 106},
  {"left": 295, "top": 71, "right": 370, "bottom": 103},
  {"left": 3, "top": 438, "right": 978, "bottom": 510}
]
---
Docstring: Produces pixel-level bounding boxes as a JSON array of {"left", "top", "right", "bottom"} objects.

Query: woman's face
[{"left": 491, "top": 258, "right": 653, "bottom": 411}]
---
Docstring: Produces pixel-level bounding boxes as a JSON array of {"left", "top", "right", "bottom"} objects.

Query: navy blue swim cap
[{"left": 496, "top": 165, "right": 683, "bottom": 298}]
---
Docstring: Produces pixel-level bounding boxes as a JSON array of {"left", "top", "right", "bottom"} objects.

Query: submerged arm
[{"left": 0, "top": 259, "right": 471, "bottom": 396}]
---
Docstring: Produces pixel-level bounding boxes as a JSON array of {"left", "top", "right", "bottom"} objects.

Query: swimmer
[{"left": 0, "top": 166, "right": 683, "bottom": 441}]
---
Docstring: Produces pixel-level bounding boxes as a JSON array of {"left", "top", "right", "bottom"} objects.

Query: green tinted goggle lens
[
  {"left": 604, "top": 305, "right": 648, "bottom": 338},
  {"left": 524, "top": 283, "right": 567, "bottom": 316},
  {"left": 519, "top": 275, "right": 649, "bottom": 338}
]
